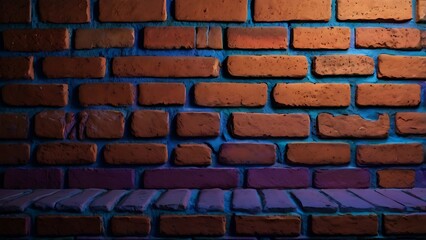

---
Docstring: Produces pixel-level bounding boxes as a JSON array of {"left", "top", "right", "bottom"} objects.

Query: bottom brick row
[{"left": 1, "top": 214, "right": 426, "bottom": 237}]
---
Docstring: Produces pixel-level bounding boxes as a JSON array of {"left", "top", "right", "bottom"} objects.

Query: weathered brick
[
  {"left": 312, "top": 215, "right": 378, "bottom": 235},
  {"left": 174, "top": 144, "right": 212, "bottom": 166},
  {"left": 104, "top": 143, "right": 167, "bottom": 165},
  {"left": 219, "top": 143, "right": 276, "bottom": 165},
  {"left": 227, "top": 27, "right": 287, "bottom": 49},
  {"left": 312, "top": 55, "right": 374, "bottom": 76},
  {"left": 254, "top": 0, "right": 330, "bottom": 21},
  {"left": 317, "top": 113, "right": 390, "bottom": 138},
  {"left": 419, "top": 0, "right": 426, "bottom": 22},
  {"left": 160, "top": 215, "right": 226, "bottom": 236},
  {"left": 396, "top": 112, "right": 426, "bottom": 135},
  {"left": 3, "top": 29, "right": 69, "bottom": 51},
  {"left": 39, "top": 0, "right": 90, "bottom": 23},
  {"left": 0, "top": 113, "right": 28, "bottom": 139},
  {"left": 314, "top": 169, "right": 371, "bottom": 188},
  {"left": 337, "top": 0, "right": 412, "bottom": 21},
  {"left": 2, "top": 84, "right": 68, "bottom": 107},
  {"left": 273, "top": 83, "right": 351, "bottom": 107},
  {"left": 378, "top": 55, "right": 426, "bottom": 79},
  {"left": 35, "top": 111, "right": 74, "bottom": 139},
  {"left": 0, "top": 144, "right": 30, "bottom": 165},
  {"left": 175, "top": 0, "right": 247, "bottom": 22},
  {"left": 99, "top": 0, "right": 166, "bottom": 22},
  {"left": 113, "top": 56, "right": 219, "bottom": 77},
  {"left": 292, "top": 27, "right": 351, "bottom": 49},
  {"left": 131, "top": 110, "right": 169, "bottom": 138},
  {"left": 247, "top": 168, "right": 309, "bottom": 188},
  {"left": 144, "top": 27, "right": 195, "bottom": 49},
  {"left": 42, "top": 57, "right": 106, "bottom": 78},
  {"left": 235, "top": 215, "right": 301, "bottom": 236},
  {"left": 356, "top": 28, "right": 421, "bottom": 49},
  {"left": 384, "top": 214, "right": 426, "bottom": 235},
  {"left": 286, "top": 143, "right": 350, "bottom": 165},
  {"left": 357, "top": 144, "right": 423, "bottom": 165},
  {"left": 197, "top": 27, "right": 223, "bottom": 49},
  {"left": 196, "top": 27, "right": 208, "bottom": 48},
  {"left": 377, "top": 169, "right": 415, "bottom": 188},
  {"left": 78, "top": 110, "right": 125, "bottom": 139},
  {"left": 176, "top": 112, "right": 220, "bottom": 137},
  {"left": 423, "top": 31, "right": 426, "bottom": 47},
  {"left": 231, "top": 113, "right": 310, "bottom": 138},
  {"left": 138, "top": 83, "right": 185, "bottom": 106},
  {"left": 4, "top": 168, "right": 63, "bottom": 189},
  {"left": 79, "top": 83, "right": 134, "bottom": 106},
  {"left": 75, "top": 28, "right": 134, "bottom": 49},
  {"left": 68, "top": 168, "right": 135, "bottom": 189},
  {"left": 356, "top": 84, "right": 421, "bottom": 107},
  {"left": 37, "top": 216, "right": 102, "bottom": 236},
  {"left": 0, "top": 0, "right": 30, "bottom": 23},
  {"left": 110, "top": 216, "right": 150, "bottom": 236},
  {"left": 0, "top": 57, "right": 34, "bottom": 80},
  {"left": 36, "top": 143, "right": 97, "bottom": 165},
  {"left": 0, "top": 216, "right": 30, "bottom": 237},
  {"left": 227, "top": 55, "right": 307, "bottom": 78}
]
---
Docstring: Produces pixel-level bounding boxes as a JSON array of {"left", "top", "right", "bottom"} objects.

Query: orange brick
[
  {"left": 78, "top": 110, "right": 125, "bottom": 139},
  {"left": 0, "top": 0, "right": 30, "bottom": 23},
  {"left": 287, "top": 143, "right": 351, "bottom": 165},
  {"left": 2, "top": 84, "right": 68, "bottom": 107},
  {"left": 384, "top": 214, "right": 426, "bottom": 235},
  {"left": 110, "top": 216, "right": 150, "bottom": 236},
  {"left": 104, "top": 143, "right": 167, "bottom": 165},
  {"left": 357, "top": 144, "right": 423, "bottom": 165},
  {"left": 75, "top": 28, "right": 135, "bottom": 49},
  {"left": 175, "top": 0, "right": 247, "bottom": 22},
  {"left": 131, "top": 110, "right": 169, "bottom": 138},
  {"left": 160, "top": 215, "right": 226, "bottom": 236},
  {"left": 377, "top": 169, "right": 415, "bottom": 188},
  {"left": 39, "top": 0, "right": 90, "bottom": 23},
  {"left": 356, "top": 84, "right": 421, "bottom": 107},
  {"left": 99, "top": 0, "right": 166, "bottom": 22},
  {"left": 36, "top": 216, "right": 102, "bottom": 236},
  {"left": 219, "top": 143, "right": 276, "bottom": 165},
  {"left": 396, "top": 112, "right": 426, "bottom": 135},
  {"left": 42, "top": 57, "right": 106, "bottom": 78},
  {"left": 313, "top": 55, "right": 374, "bottom": 76},
  {"left": 174, "top": 144, "right": 212, "bottom": 166},
  {"left": 3, "top": 29, "right": 69, "bottom": 52},
  {"left": 138, "top": 83, "right": 185, "bottom": 106},
  {"left": 312, "top": 215, "right": 378, "bottom": 236},
  {"left": 78, "top": 83, "right": 135, "bottom": 106},
  {"left": 227, "top": 27, "right": 287, "bottom": 49},
  {"left": 235, "top": 215, "right": 301, "bottom": 236},
  {"left": 356, "top": 28, "right": 421, "bottom": 49},
  {"left": 176, "top": 112, "right": 220, "bottom": 137},
  {"left": 37, "top": 143, "right": 97, "bottom": 165},
  {"left": 337, "top": 0, "right": 412, "bottom": 21},
  {"left": 292, "top": 27, "right": 350, "bottom": 49},
  {"left": 144, "top": 27, "right": 195, "bottom": 49},
  {"left": 0, "top": 57, "right": 34, "bottom": 80},
  {"left": 378, "top": 55, "right": 426, "bottom": 79}
]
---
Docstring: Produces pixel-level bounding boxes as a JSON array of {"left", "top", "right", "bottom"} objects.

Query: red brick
[
  {"left": 0, "top": 144, "right": 30, "bottom": 165},
  {"left": 42, "top": 57, "right": 106, "bottom": 78},
  {"left": 197, "top": 27, "right": 208, "bottom": 48},
  {"left": 104, "top": 143, "right": 167, "bottom": 165},
  {"left": 419, "top": 0, "right": 426, "bottom": 22},
  {"left": 0, "top": 57, "right": 34, "bottom": 80},
  {"left": 0, "top": 0, "right": 30, "bottom": 23},
  {"left": 219, "top": 143, "right": 276, "bottom": 165},
  {"left": 175, "top": 0, "right": 247, "bottom": 22},
  {"left": 231, "top": 113, "right": 310, "bottom": 138},
  {"left": 78, "top": 83, "right": 134, "bottom": 106},
  {"left": 138, "top": 83, "right": 185, "bottom": 106},
  {"left": 356, "top": 28, "right": 421, "bottom": 49},
  {"left": 312, "top": 215, "right": 378, "bottom": 236},
  {"left": 3, "top": 29, "right": 69, "bottom": 52},
  {"left": 356, "top": 84, "right": 421, "bottom": 107},
  {"left": 292, "top": 27, "right": 351, "bottom": 49},
  {"left": 235, "top": 215, "right": 301, "bottom": 236},
  {"left": 174, "top": 144, "right": 212, "bottom": 166},
  {"left": 396, "top": 112, "right": 426, "bottom": 135},
  {"left": 36, "top": 216, "right": 102, "bottom": 236},
  {"left": 357, "top": 144, "right": 423, "bottom": 165},
  {"left": 313, "top": 55, "right": 374, "bottom": 76},
  {"left": 227, "top": 55, "right": 307, "bottom": 78},
  {"left": 207, "top": 27, "right": 223, "bottom": 49},
  {"left": 79, "top": 110, "right": 125, "bottom": 139},
  {"left": 0, "top": 216, "right": 30, "bottom": 236},
  {"left": 2, "top": 84, "right": 68, "bottom": 107},
  {"left": 113, "top": 56, "right": 219, "bottom": 77},
  {"left": 377, "top": 169, "right": 415, "bottom": 188},
  {"left": 273, "top": 83, "right": 351, "bottom": 107},
  {"left": 378, "top": 55, "right": 426, "bottom": 79},
  {"left": 195, "top": 83, "right": 267, "bottom": 107},
  {"left": 37, "top": 143, "right": 97, "bottom": 165},
  {"left": 255, "top": 0, "right": 330, "bottom": 21},
  {"left": 227, "top": 27, "right": 287, "bottom": 49},
  {"left": 131, "top": 110, "right": 169, "bottom": 138},
  {"left": 35, "top": 111, "right": 74, "bottom": 139},
  {"left": 75, "top": 28, "right": 134, "bottom": 49},
  {"left": 287, "top": 143, "right": 350, "bottom": 165},
  {"left": 176, "top": 112, "right": 220, "bottom": 137},
  {"left": 39, "top": 0, "right": 90, "bottom": 23},
  {"left": 110, "top": 216, "right": 150, "bottom": 236},
  {"left": 422, "top": 31, "right": 426, "bottom": 47},
  {"left": 384, "top": 214, "right": 426, "bottom": 235},
  {"left": 337, "top": 0, "right": 412, "bottom": 21},
  {"left": 317, "top": 113, "right": 390, "bottom": 138},
  {"left": 0, "top": 113, "right": 28, "bottom": 139},
  {"left": 160, "top": 215, "right": 226, "bottom": 236},
  {"left": 144, "top": 27, "right": 195, "bottom": 49},
  {"left": 99, "top": 0, "right": 166, "bottom": 22}
]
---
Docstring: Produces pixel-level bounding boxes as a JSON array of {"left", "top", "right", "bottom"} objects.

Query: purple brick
[
  {"left": 322, "top": 189, "right": 374, "bottom": 212},
  {"left": 246, "top": 168, "right": 309, "bottom": 189},
  {"left": 314, "top": 169, "right": 370, "bottom": 189},
  {"left": 0, "top": 189, "right": 30, "bottom": 201},
  {"left": 4, "top": 168, "right": 63, "bottom": 189},
  {"left": 0, "top": 189, "right": 58, "bottom": 213},
  {"left": 405, "top": 188, "right": 426, "bottom": 201},
  {"left": 56, "top": 189, "right": 105, "bottom": 212},
  {"left": 68, "top": 168, "right": 135, "bottom": 189},
  {"left": 155, "top": 189, "right": 191, "bottom": 211},
  {"left": 232, "top": 189, "right": 262, "bottom": 213},
  {"left": 34, "top": 189, "right": 81, "bottom": 210},
  {"left": 197, "top": 188, "right": 225, "bottom": 212},
  {"left": 261, "top": 189, "right": 296, "bottom": 212},
  {"left": 376, "top": 189, "right": 426, "bottom": 211},
  {"left": 416, "top": 169, "right": 426, "bottom": 187},
  {"left": 291, "top": 189, "right": 338, "bottom": 213},
  {"left": 350, "top": 189, "right": 405, "bottom": 212},
  {"left": 90, "top": 190, "right": 128, "bottom": 212},
  {"left": 143, "top": 168, "right": 239, "bottom": 189},
  {"left": 115, "top": 190, "right": 157, "bottom": 212}
]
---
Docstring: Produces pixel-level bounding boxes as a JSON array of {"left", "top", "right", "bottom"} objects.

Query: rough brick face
[
  {"left": 111, "top": 216, "right": 150, "bottom": 236},
  {"left": 0, "top": 57, "right": 34, "bottom": 80},
  {"left": 384, "top": 214, "right": 426, "bottom": 235},
  {"left": 337, "top": 0, "right": 412, "bottom": 21},
  {"left": 378, "top": 55, "right": 426, "bottom": 79},
  {"left": 160, "top": 215, "right": 226, "bottom": 236},
  {"left": 138, "top": 83, "right": 185, "bottom": 106},
  {"left": 104, "top": 144, "right": 167, "bottom": 165},
  {"left": 292, "top": 27, "right": 351, "bottom": 49},
  {"left": 78, "top": 111, "right": 125, "bottom": 139},
  {"left": 36, "top": 143, "right": 97, "bottom": 165},
  {"left": 174, "top": 144, "right": 212, "bottom": 166},
  {"left": 377, "top": 169, "right": 415, "bottom": 188},
  {"left": 175, "top": 0, "right": 247, "bottom": 22},
  {"left": 37, "top": 216, "right": 102, "bottom": 236},
  {"left": 312, "top": 55, "right": 374, "bottom": 76},
  {"left": 78, "top": 83, "right": 134, "bottom": 106},
  {"left": 99, "top": 0, "right": 166, "bottom": 22},
  {"left": 0, "top": 113, "right": 28, "bottom": 139},
  {"left": 42, "top": 57, "right": 106, "bottom": 78},
  {"left": 357, "top": 144, "right": 424, "bottom": 165},
  {"left": 396, "top": 112, "right": 426, "bottom": 135},
  {"left": 286, "top": 143, "right": 351, "bottom": 165},
  {"left": 4, "top": 168, "right": 63, "bottom": 189},
  {"left": 419, "top": 0, "right": 426, "bottom": 22},
  {"left": 35, "top": 111, "right": 74, "bottom": 139},
  {"left": 144, "top": 27, "right": 195, "bottom": 49},
  {"left": 176, "top": 112, "right": 220, "bottom": 137},
  {"left": 235, "top": 215, "right": 301, "bottom": 236},
  {"left": 3, "top": 29, "right": 69, "bottom": 52},
  {"left": 356, "top": 28, "right": 421, "bottom": 49},
  {"left": 227, "top": 27, "right": 288, "bottom": 49},
  {"left": 356, "top": 84, "right": 421, "bottom": 107},
  {"left": 39, "top": 0, "right": 90, "bottom": 23},
  {"left": 68, "top": 168, "right": 135, "bottom": 189},
  {"left": 75, "top": 28, "right": 135, "bottom": 49},
  {"left": 254, "top": 0, "right": 330, "bottom": 22},
  {"left": 131, "top": 110, "right": 169, "bottom": 138},
  {"left": 2, "top": 84, "right": 68, "bottom": 107},
  {"left": 219, "top": 143, "right": 276, "bottom": 165},
  {"left": 0, "top": 144, "right": 30, "bottom": 165},
  {"left": 312, "top": 215, "right": 378, "bottom": 235},
  {"left": 314, "top": 169, "right": 371, "bottom": 188},
  {"left": 0, "top": 217, "right": 30, "bottom": 236},
  {"left": 0, "top": 0, "right": 30, "bottom": 23}
]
